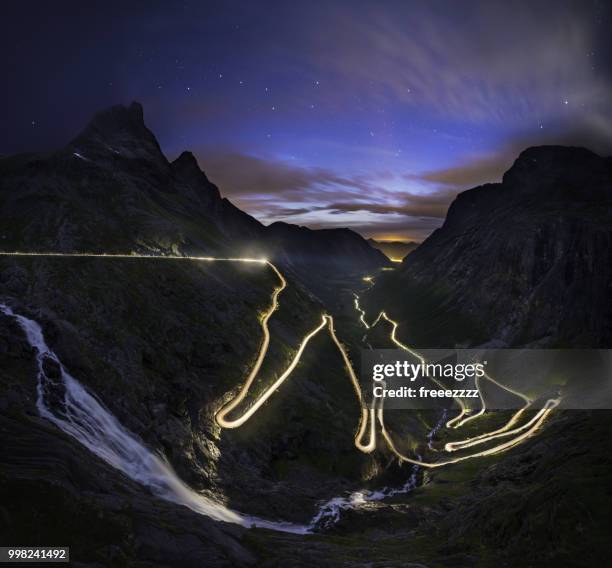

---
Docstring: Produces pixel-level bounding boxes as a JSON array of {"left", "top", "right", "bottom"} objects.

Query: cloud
[
  {"left": 324, "top": 188, "right": 457, "bottom": 219},
  {"left": 411, "top": 154, "right": 512, "bottom": 189},
  {"left": 197, "top": 150, "right": 371, "bottom": 197},
  {"left": 180, "top": 1, "right": 612, "bottom": 242},
  {"left": 411, "top": 116, "right": 612, "bottom": 190},
  {"left": 302, "top": 1, "right": 612, "bottom": 125},
  {"left": 192, "top": 149, "right": 459, "bottom": 241}
]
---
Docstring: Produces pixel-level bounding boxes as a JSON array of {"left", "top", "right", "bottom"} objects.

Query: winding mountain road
[{"left": 0, "top": 251, "right": 559, "bottom": 468}]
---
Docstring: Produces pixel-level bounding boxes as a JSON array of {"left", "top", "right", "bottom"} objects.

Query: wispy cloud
[
  {"left": 173, "top": 1, "right": 612, "bottom": 241},
  {"left": 194, "top": 149, "right": 459, "bottom": 240},
  {"left": 303, "top": 1, "right": 612, "bottom": 126}
]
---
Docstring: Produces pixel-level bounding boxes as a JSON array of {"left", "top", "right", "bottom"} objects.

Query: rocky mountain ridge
[
  {"left": 0, "top": 102, "right": 387, "bottom": 273},
  {"left": 368, "top": 145, "right": 612, "bottom": 348}
]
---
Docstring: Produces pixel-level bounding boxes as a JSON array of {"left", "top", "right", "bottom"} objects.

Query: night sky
[{"left": 2, "top": 1, "right": 611, "bottom": 241}]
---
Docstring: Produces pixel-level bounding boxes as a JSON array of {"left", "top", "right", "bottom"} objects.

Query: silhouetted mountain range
[{"left": 0, "top": 102, "right": 387, "bottom": 273}]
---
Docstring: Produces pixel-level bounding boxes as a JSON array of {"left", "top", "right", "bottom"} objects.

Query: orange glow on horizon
[{"left": 369, "top": 235, "right": 418, "bottom": 243}]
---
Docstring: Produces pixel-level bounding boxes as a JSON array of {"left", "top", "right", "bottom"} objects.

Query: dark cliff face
[
  {"left": 0, "top": 102, "right": 387, "bottom": 273},
  {"left": 370, "top": 146, "right": 612, "bottom": 348}
]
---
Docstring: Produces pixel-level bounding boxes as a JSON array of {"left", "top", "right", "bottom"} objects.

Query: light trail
[
  {"left": 353, "top": 296, "right": 469, "bottom": 428},
  {"left": 351, "top": 287, "right": 560, "bottom": 465},
  {"left": 215, "top": 260, "right": 289, "bottom": 429},
  {"left": 0, "top": 251, "right": 268, "bottom": 264},
  {"left": 0, "top": 251, "right": 558, "bottom": 470},
  {"left": 443, "top": 401, "right": 545, "bottom": 452},
  {"left": 216, "top": 315, "right": 328, "bottom": 428},
  {"left": 443, "top": 368, "right": 533, "bottom": 451},
  {"left": 376, "top": 398, "right": 560, "bottom": 467},
  {"left": 326, "top": 316, "right": 376, "bottom": 453},
  {"left": 353, "top": 293, "right": 371, "bottom": 330}
]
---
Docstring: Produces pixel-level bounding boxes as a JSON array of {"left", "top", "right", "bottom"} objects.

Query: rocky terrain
[
  {"left": 356, "top": 146, "right": 612, "bottom": 567},
  {"left": 366, "top": 146, "right": 612, "bottom": 349},
  {"left": 0, "top": 108, "right": 610, "bottom": 567}
]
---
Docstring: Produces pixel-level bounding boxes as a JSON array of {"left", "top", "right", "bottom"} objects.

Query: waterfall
[
  {"left": 0, "top": 302, "right": 309, "bottom": 535},
  {"left": 1, "top": 301, "right": 436, "bottom": 534}
]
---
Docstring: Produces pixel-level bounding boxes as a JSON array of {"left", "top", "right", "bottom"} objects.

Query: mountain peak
[
  {"left": 171, "top": 151, "right": 221, "bottom": 202},
  {"left": 69, "top": 101, "right": 165, "bottom": 163},
  {"left": 502, "top": 145, "right": 607, "bottom": 188},
  {"left": 82, "top": 101, "right": 146, "bottom": 134},
  {"left": 172, "top": 151, "right": 204, "bottom": 176}
]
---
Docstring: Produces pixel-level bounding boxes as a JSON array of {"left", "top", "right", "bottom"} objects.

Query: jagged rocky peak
[
  {"left": 69, "top": 101, "right": 166, "bottom": 162},
  {"left": 172, "top": 150, "right": 201, "bottom": 173},
  {"left": 502, "top": 145, "right": 612, "bottom": 197},
  {"left": 171, "top": 151, "right": 222, "bottom": 204},
  {"left": 172, "top": 151, "right": 212, "bottom": 183},
  {"left": 373, "top": 144, "right": 612, "bottom": 348},
  {"left": 0, "top": 100, "right": 388, "bottom": 271}
]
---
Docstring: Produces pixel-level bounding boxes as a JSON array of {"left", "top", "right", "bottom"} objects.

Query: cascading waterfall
[
  {"left": 0, "top": 302, "right": 308, "bottom": 535},
  {"left": 1, "top": 301, "right": 439, "bottom": 534}
]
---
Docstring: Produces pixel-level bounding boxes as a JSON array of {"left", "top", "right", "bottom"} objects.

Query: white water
[
  {"left": 308, "top": 461, "right": 420, "bottom": 529},
  {"left": 0, "top": 302, "right": 308, "bottom": 534},
  {"left": 1, "top": 300, "right": 438, "bottom": 534},
  {"left": 428, "top": 409, "right": 448, "bottom": 450},
  {"left": 308, "top": 410, "right": 447, "bottom": 530}
]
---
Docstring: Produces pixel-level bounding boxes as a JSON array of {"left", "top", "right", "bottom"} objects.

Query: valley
[{"left": 1, "top": 103, "right": 610, "bottom": 567}]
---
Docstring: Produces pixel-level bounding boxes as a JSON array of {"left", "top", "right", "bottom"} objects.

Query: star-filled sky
[{"left": 2, "top": 0, "right": 611, "bottom": 241}]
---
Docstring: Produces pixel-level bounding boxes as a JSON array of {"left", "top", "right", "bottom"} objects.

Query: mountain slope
[
  {"left": 367, "top": 146, "right": 612, "bottom": 348},
  {"left": 351, "top": 145, "right": 612, "bottom": 568}
]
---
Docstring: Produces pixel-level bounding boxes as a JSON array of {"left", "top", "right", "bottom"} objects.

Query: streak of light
[
  {"left": 0, "top": 251, "right": 559, "bottom": 468},
  {"left": 351, "top": 285, "right": 559, "bottom": 464}
]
